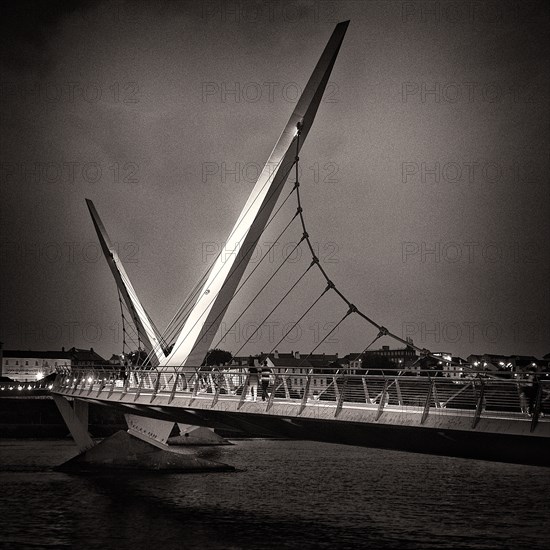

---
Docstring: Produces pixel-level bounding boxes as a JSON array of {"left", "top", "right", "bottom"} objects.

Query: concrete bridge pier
[
  {"left": 53, "top": 396, "right": 234, "bottom": 472},
  {"left": 52, "top": 395, "right": 94, "bottom": 452}
]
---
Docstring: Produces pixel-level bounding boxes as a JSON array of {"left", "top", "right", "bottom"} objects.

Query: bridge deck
[{"left": 52, "top": 368, "right": 549, "bottom": 434}]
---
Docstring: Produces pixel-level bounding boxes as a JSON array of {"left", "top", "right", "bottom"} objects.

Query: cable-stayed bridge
[{"left": 51, "top": 21, "right": 550, "bottom": 468}]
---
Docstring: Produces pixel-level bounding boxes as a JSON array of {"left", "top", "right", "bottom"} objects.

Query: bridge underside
[{"left": 66, "top": 395, "right": 550, "bottom": 468}]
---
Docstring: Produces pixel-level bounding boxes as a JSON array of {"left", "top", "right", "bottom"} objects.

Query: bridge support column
[
  {"left": 124, "top": 414, "right": 229, "bottom": 446},
  {"left": 53, "top": 407, "right": 233, "bottom": 472},
  {"left": 53, "top": 389, "right": 233, "bottom": 471},
  {"left": 125, "top": 414, "right": 174, "bottom": 444},
  {"left": 53, "top": 395, "right": 94, "bottom": 452},
  {"left": 168, "top": 424, "right": 232, "bottom": 446},
  {"left": 55, "top": 429, "right": 235, "bottom": 472}
]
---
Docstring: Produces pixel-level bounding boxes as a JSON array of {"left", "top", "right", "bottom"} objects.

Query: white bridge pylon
[
  {"left": 161, "top": 21, "right": 350, "bottom": 367},
  {"left": 86, "top": 22, "right": 349, "bottom": 368},
  {"left": 86, "top": 199, "right": 166, "bottom": 366}
]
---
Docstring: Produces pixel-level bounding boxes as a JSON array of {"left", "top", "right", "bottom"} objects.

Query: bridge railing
[{"left": 53, "top": 366, "right": 549, "bottom": 428}]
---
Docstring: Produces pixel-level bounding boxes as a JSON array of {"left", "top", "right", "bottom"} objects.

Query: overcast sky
[{"left": 1, "top": 0, "right": 549, "bottom": 361}]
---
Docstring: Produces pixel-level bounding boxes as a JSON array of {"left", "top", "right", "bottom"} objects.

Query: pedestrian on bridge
[
  {"left": 261, "top": 360, "right": 272, "bottom": 401},
  {"left": 248, "top": 366, "right": 259, "bottom": 402}
]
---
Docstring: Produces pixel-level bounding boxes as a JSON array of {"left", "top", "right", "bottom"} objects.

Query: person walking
[
  {"left": 248, "top": 366, "right": 259, "bottom": 402},
  {"left": 518, "top": 372, "right": 532, "bottom": 414},
  {"left": 261, "top": 360, "right": 272, "bottom": 401},
  {"left": 527, "top": 372, "right": 540, "bottom": 416}
]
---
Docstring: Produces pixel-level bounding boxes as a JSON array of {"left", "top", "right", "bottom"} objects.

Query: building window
[{"left": 25, "top": 361, "right": 29, "bottom": 365}]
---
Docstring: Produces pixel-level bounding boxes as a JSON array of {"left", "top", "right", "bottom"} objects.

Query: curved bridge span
[{"left": 53, "top": 368, "right": 550, "bottom": 467}]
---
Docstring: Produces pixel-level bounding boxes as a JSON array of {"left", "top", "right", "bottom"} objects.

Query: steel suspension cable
[
  {"left": 231, "top": 261, "right": 315, "bottom": 357},
  {"left": 181, "top": 189, "right": 300, "bottom": 367},
  {"left": 110, "top": 262, "right": 171, "bottom": 363},
  {"left": 147, "top": 165, "right": 300, "bottom": 366},
  {"left": 296, "top": 307, "right": 354, "bottom": 369},
  {"left": 206, "top": 235, "right": 306, "bottom": 358},
  {"left": 166, "top": 158, "right": 300, "bottom": 365},
  {"left": 290, "top": 124, "right": 449, "bottom": 365},
  {"left": 141, "top": 157, "right": 295, "bottom": 366},
  {"left": 118, "top": 291, "right": 144, "bottom": 356},
  {"left": 118, "top": 289, "right": 129, "bottom": 355},
  {"left": 351, "top": 330, "right": 386, "bottom": 363},
  {"left": 268, "top": 282, "right": 333, "bottom": 354},
  {"left": 162, "top": 270, "right": 212, "bottom": 339},
  {"left": 204, "top": 210, "right": 301, "bottom": 359},
  {"left": 230, "top": 208, "right": 299, "bottom": 303}
]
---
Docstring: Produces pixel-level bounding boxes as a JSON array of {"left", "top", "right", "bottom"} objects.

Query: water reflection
[{"left": 0, "top": 439, "right": 549, "bottom": 549}]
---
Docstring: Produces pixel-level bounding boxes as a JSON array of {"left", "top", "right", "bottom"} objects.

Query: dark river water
[{"left": 0, "top": 439, "right": 548, "bottom": 549}]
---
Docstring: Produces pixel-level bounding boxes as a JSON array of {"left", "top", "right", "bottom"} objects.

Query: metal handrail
[{"left": 53, "top": 365, "right": 550, "bottom": 427}]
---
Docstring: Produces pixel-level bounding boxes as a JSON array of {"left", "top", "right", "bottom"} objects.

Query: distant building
[
  {"left": 341, "top": 345, "right": 418, "bottom": 372},
  {"left": 467, "top": 353, "right": 540, "bottom": 373},
  {"left": 2, "top": 349, "right": 71, "bottom": 382},
  {"left": 68, "top": 347, "right": 105, "bottom": 367},
  {"left": 510, "top": 355, "right": 542, "bottom": 372},
  {"left": 432, "top": 352, "right": 466, "bottom": 379},
  {"left": 227, "top": 355, "right": 251, "bottom": 367},
  {"left": 365, "top": 345, "right": 417, "bottom": 367},
  {"left": 1, "top": 347, "right": 105, "bottom": 382}
]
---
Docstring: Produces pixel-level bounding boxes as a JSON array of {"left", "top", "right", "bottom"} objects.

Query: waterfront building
[
  {"left": 1, "top": 347, "right": 105, "bottom": 382},
  {"left": 1, "top": 350, "right": 71, "bottom": 382}
]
